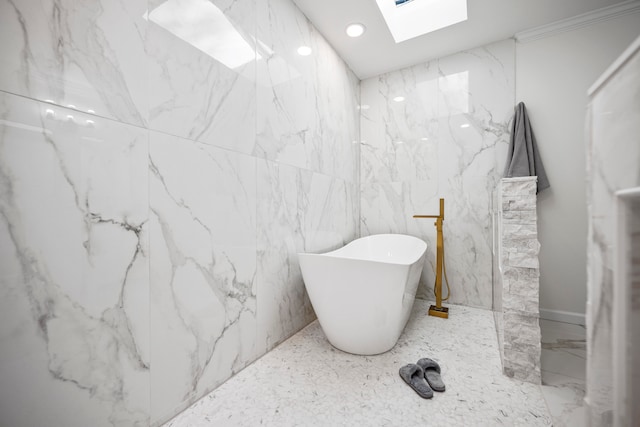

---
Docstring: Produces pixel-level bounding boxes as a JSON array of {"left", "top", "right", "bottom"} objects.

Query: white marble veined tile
[
  {"left": 256, "top": 159, "right": 358, "bottom": 354},
  {"left": 146, "top": 0, "right": 257, "bottom": 155},
  {"left": 359, "top": 181, "right": 489, "bottom": 305},
  {"left": 0, "top": 0, "right": 148, "bottom": 126},
  {"left": 429, "top": 173, "right": 495, "bottom": 308},
  {"left": 540, "top": 319, "right": 586, "bottom": 343},
  {"left": 360, "top": 181, "right": 439, "bottom": 297},
  {"left": 540, "top": 320, "right": 586, "bottom": 386},
  {"left": 437, "top": 40, "right": 513, "bottom": 188},
  {"left": 359, "top": 39, "right": 514, "bottom": 309},
  {"left": 541, "top": 377, "right": 586, "bottom": 427},
  {"left": 360, "top": 181, "right": 406, "bottom": 236},
  {"left": 360, "top": 62, "right": 439, "bottom": 184},
  {"left": 148, "top": 131, "right": 258, "bottom": 425},
  {"left": 437, "top": 39, "right": 515, "bottom": 119},
  {"left": 539, "top": 320, "right": 587, "bottom": 427},
  {"left": 435, "top": 41, "right": 514, "bottom": 310},
  {"left": 0, "top": 92, "right": 149, "bottom": 426},
  {"left": 255, "top": 0, "right": 360, "bottom": 182}
]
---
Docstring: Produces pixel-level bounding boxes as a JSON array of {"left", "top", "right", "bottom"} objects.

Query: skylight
[{"left": 376, "top": 0, "right": 468, "bottom": 43}]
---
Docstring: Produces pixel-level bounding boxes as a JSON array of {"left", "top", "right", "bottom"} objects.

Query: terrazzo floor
[{"left": 165, "top": 300, "right": 554, "bottom": 426}]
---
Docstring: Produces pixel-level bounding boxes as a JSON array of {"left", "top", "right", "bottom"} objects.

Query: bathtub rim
[{"left": 297, "top": 233, "right": 427, "bottom": 267}]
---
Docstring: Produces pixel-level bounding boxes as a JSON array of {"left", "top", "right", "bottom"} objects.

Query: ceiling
[{"left": 292, "top": 0, "right": 628, "bottom": 79}]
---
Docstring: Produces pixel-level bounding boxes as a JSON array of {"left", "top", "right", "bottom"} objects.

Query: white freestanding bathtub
[{"left": 298, "top": 234, "right": 427, "bottom": 355}]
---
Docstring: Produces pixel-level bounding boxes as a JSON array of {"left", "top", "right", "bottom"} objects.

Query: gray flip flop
[
  {"left": 417, "top": 358, "right": 445, "bottom": 392},
  {"left": 399, "top": 364, "right": 433, "bottom": 399}
]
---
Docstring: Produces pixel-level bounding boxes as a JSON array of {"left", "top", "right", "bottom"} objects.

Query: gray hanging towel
[{"left": 503, "top": 102, "right": 550, "bottom": 193}]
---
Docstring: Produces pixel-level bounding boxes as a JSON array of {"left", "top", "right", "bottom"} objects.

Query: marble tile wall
[
  {"left": 360, "top": 39, "right": 515, "bottom": 308},
  {"left": 0, "top": 91, "right": 150, "bottom": 427},
  {"left": 148, "top": 133, "right": 259, "bottom": 422},
  {"left": 0, "top": 0, "right": 360, "bottom": 426},
  {"left": 586, "top": 38, "right": 640, "bottom": 426},
  {"left": 254, "top": 0, "right": 360, "bottom": 355}
]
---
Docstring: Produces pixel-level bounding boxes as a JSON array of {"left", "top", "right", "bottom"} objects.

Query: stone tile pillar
[{"left": 498, "top": 177, "right": 542, "bottom": 384}]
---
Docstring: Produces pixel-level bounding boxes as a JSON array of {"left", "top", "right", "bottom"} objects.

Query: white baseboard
[{"left": 539, "top": 308, "right": 585, "bottom": 326}]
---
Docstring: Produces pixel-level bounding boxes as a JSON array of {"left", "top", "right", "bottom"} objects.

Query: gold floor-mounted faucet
[{"left": 413, "top": 198, "right": 449, "bottom": 319}]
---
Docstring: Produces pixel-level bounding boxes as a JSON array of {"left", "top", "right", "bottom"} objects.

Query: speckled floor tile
[{"left": 164, "top": 300, "right": 552, "bottom": 426}]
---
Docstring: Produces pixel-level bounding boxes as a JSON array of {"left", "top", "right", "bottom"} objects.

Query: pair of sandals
[{"left": 399, "top": 358, "right": 445, "bottom": 399}]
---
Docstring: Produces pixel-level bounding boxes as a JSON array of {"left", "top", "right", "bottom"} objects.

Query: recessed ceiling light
[
  {"left": 460, "top": 123, "right": 470, "bottom": 128},
  {"left": 421, "top": 137, "right": 429, "bottom": 141},
  {"left": 393, "top": 96, "right": 405, "bottom": 102},
  {"left": 346, "top": 23, "right": 366, "bottom": 38},
  {"left": 297, "top": 45, "right": 312, "bottom": 56}
]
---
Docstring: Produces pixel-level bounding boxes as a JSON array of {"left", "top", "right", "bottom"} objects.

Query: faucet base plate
[{"left": 428, "top": 305, "right": 449, "bottom": 319}]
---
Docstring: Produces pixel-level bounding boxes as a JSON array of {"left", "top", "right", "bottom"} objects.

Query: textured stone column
[{"left": 498, "top": 177, "right": 542, "bottom": 384}]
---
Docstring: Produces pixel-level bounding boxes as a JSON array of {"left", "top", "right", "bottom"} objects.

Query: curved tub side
[
  {"left": 400, "top": 251, "right": 426, "bottom": 329},
  {"left": 299, "top": 248, "right": 426, "bottom": 355}
]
